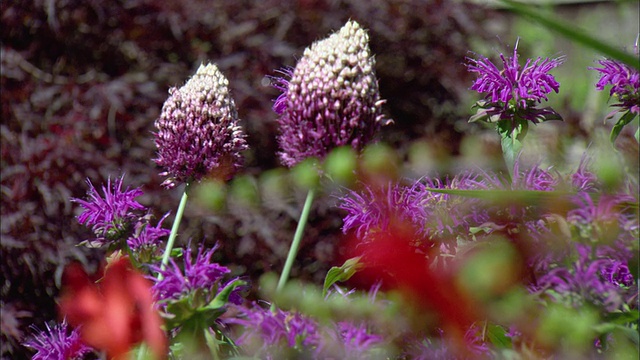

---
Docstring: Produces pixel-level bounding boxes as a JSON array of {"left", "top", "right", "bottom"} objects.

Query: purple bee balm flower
[
  {"left": 536, "top": 243, "right": 633, "bottom": 311},
  {"left": 571, "top": 155, "right": 599, "bottom": 192},
  {"left": 226, "top": 303, "right": 322, "bottom": 358},
  {"left": 154, "top": 63, "right": 248, "bottom": 188},
  {"left": 23, "top": 320, "right": 92, "bottom": 360},
  {"left": 334, "top": 321, "right": 383, "bottom": 358},
  {"left": 338, "top": 181, "right": 427, "bottom": 239},
  {"left": 590, "top": 44, "right": 640, "bottom": 115},
  {"left": 127, "top": 212, "right": 170, "bottom": 251},
  {"left": 71, "top": 176, "right": 145, "bottom": 246},
  {"left": 466, "top": 39, "right": 564, "bottom": 124},
  {"left": 151, "top": 243, "right": 231, "bottom": 302},
  {"left": 274, "top": 20, "right": 389, "bottom": 167}
]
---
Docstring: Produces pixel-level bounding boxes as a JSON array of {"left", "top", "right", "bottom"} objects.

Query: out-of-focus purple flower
[
  {"left": 334, "top": 321, "right": 383, "bottom": 358},
  {"left": 274, "top": 20, "right": 389, "bottom": 167},
  {"left": 466, "top": 40, "right": 564, "bottom": 124},
  {"left": 405, "top": 324, "right": 490, "bottom": 359},
  {"left": 154, "top": 63, "right": 248, "bottom": 188},
  {"left": 23, "top": 320, "right": 92, "bottom": 360},
  {"left": 484, "top": 159, "right": 558, "bottom": 191},
  {"left": 567, "top": 192, "right": 638, "bottom": 241},
  {"left": 127, "top": 213, "right": 170, "bottom": 251},
  {"left": 571, "top": 155, "right": 599, "bottom": 192},
  {"left": 590, "top": 45, "right": 640, "bottom": 115},
  {"left": 537, "top": 243, "right": 634, "bottom": 311},
  {"left": 226, "top": 303, "right": 322, "bottom": 358},
  {"left": 72, "top": 176, "right": 145, "bottom": 246},
  {"left": 601, "top": 261, "right": 635, "bottom": 287},
  {"left": 338, "top": 181, "right": 427, "bottom": 239},
  {"left": 151, "top": 244, "right": 231, "bottom": 302}
]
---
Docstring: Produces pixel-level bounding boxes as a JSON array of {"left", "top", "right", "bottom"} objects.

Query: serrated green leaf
[
  {"left": 603, "top": 310, "right": 640, "bottom": 325},
  {"left": 322, "top": 257, "right": 363, "bottom": 297}
]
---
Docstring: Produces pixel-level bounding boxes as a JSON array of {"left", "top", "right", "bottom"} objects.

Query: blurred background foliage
[{"left": 1, "top": 0, "right": 637, "bottom": 358}]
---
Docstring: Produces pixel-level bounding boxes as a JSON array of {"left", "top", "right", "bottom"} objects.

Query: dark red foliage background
[{"left": 1, "top": 0, "right": 490, "bottom": 357}]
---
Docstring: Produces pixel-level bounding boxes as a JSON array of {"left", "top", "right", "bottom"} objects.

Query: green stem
[
  {"left": 159, "top": 184, "right": 190, "bottom": 277},
  {"left": 273, "top": 188, "right": 316, "bottom": 305}
]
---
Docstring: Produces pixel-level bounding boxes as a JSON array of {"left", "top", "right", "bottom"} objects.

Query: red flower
[
  {"left": 60, "top": 257, "right": 167, "bottom": 359},
  {"left": 344, "top": 222, "right": 481, "bottom": 355}
]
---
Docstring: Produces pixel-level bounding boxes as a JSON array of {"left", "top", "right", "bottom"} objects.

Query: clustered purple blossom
[
  {"left": 23, "top": 320, "right": 92, "bottom": 360},
  {"left": 226, "top": 303, "right": 322, "bottom": 359},
  {"left": 226, "top": 303, "right": 386, "bottom": 359},
  {"left": 536, "top": 243, "right": 636, "bottom": 311},
  {"left": 466, "top": 40, "right": 564, "bottom": 124},
  {"left": 590, "top": 44, "right": 640, "bottom": 115},
  {"left": 72, "top": 176, "right": 169, "bottom": 250},
  {"left": 339, "top": 156, "right": 638, "bottom": 315},
  {"left": 72, "top": 176, "right": 145, "bottom": 245},
  {"left": 154, "top": 63, "right": 248, "bottom": 188},
  {"left": 151, "top": 244, "right": 237, "bottom": 303},
  {"left": 274, "top": 20, "right": 389, "bottom": 167}
]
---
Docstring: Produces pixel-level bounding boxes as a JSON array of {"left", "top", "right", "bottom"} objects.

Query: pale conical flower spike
[
  {"left": 275, "top": 20, "right": 390, "bottom": 168},
  {"left": 154, "top": 63, "right": 248, "bottom": 188}
]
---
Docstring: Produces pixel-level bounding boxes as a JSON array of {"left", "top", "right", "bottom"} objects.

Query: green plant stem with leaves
[
  {"left": 498, "top": 118, "right": 528, "bottom": 180},
  {"left": 272, "top": 187, "right": 316, "bottom": 310},
  {"left": 159, "top": 184, "right": 190, "bottom": 275}
]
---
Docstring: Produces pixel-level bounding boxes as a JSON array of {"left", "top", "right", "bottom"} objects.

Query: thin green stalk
[
  {"left": 273, "top": 188, "right": 316, "bottom": 305},
  {"left": 159, "top": 184, "right": 190, "bottom": 276}
]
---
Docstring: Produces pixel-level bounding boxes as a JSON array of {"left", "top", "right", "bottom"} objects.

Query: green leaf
[
  {"left": 203, "top": 279, "right": 247, "bottom": 311},
  {"left": 497, "top": 119, "right": 528, "bottom": 180},
  {"left": 322, "top": 257, "right": 363, "bottom": 297},
  {"left": 500, "top": 0, "right": 639, "bottom": 69},
  {"left": 487, "top": 324, "right": 512, "bottom": 348},
  {"left": 603, "top": 310, "right": 640, "bottom": 325},
  {"left": 610, "top": 111, "right": 638, "bottom": 144}
]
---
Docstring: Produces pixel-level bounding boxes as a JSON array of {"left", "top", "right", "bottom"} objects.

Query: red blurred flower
[
  {"left": 59, "top": 257, "right": 167, "bottom": 360},
  {"left": 344, "top": 222, "right": 481, "bottom": 355}
]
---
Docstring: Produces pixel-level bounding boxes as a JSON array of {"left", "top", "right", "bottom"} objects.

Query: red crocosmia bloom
[
  {"left": 344, "top": 222, "right": 481, "bottom": 355},
  {"left": 60, "top": 258, "right": 167, "bottom": 360}
]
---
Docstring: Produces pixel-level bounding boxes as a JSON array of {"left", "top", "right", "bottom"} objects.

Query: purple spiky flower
[
  {"left": 127, "top": 213, "right": 170, "bottom": 251},
  {"left": 338, "top": 181, "right": 427, "bottom": 239},
  {"left": 274, "top": 20, "right": 389, "bottom": 167},
  {"left": 590, "top": 43, "right": 640, "bottom": 115},
  {"left": 154, "top": 63, "right": 248, "bottom": 188},
  {"left": 466, "top": 40, "right": 565, "bottom": 124},
  {"left": 151, "top": 244, "right": 234, "bottom": 302},
  {"left": 225, "top": 303, "right": 322, "bottom": 358},
  {"left": 23, "top": 320, "right": 92, "bottom": 360},
  {"left": 72, "top": 176, "right": 145, "bottom": 246}
]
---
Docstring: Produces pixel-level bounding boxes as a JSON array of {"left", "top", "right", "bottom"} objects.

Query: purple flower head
[
  {"left": 571, "top": 154, "right": 599, "bottom": 192},
  {"left": 154, "top": 63, "right": 248, "bottom": 188},
  {"left": 275, "top": 20, "right": 389, "bottom": 167},
  {"left": 72, "top": 176, "right": 145, "bottom": 246},
  {"left": 338, "top": 181, "right": 427, "bottom": 239},
  {"left": 590, "top": 43, "right": 640, "bottom": 115},
  {"left": 226, "top": 303, "right": 322, "bottom": 358},
  {"left": 536, "top": 243, "right": 635, "bottom": 311},
  {"left": 151, "top": 243, "right": 231, "bottom": 302},
  {"left": 466, "top": 40, "right": 564, "bottom": 124},
  {"left": 127, "top": 212, "right": 170, "bottom": 251},
  {"left": 23, "top": 320, "right": 92, "bottom": 360},
  {"left": 334, "top": 321, "right": 383, "bottom": 358}
]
